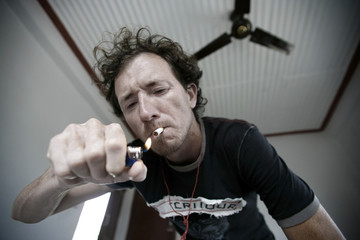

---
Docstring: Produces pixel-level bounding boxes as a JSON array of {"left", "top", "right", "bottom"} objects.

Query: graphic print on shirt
[
  {"left": 148, "top": 196, "right": 246, "bottom": 239},
  {"left": 148, "top": 195, "right": 247, "bottom": 218}
]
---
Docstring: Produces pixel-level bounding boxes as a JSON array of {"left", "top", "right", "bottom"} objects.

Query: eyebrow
[{"left": 122, "top": 80, "right": 167, "bottom": 102}]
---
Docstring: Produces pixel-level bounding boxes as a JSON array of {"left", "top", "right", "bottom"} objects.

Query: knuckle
[
  {"left": 86, "top": 118, "right": 102, "bottom": 126},
  {"left": 107, "top": 122, "right": 121, "bottom": 129},
  {"left": 84, "top": 148, "right": 105, "bottom": 163},
  {"left": 106, "top": 123, "right": 125, "bottom": 136},
  {"left": 49, "top": 134, "right": 63, "bottom": 146},
  {"left": 63, "top": 124, "right": 82, "bottom": 139},
  {"left": 65, "top": 123, "right": 79, "bottom": 132},
  {"left": 47, "top": 135, "right": 65, "bottom": 160},
  {"left": 105, "top": 138, "right": 123, "bottom": 152},
  {"left": 67, "top": 152, "right": 85, "bottom": 168},
  {"left": 54, "top": 167, "right": 72, "bottom": 178}
]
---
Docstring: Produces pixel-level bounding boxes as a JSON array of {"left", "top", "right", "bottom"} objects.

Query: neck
[{"left": 166, "top": 120, "right": 202, "bottom": 166}]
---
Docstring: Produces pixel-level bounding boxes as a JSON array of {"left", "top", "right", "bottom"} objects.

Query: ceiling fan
[{"left": 193, "top": 0, "right": 294, "bottom": 60}]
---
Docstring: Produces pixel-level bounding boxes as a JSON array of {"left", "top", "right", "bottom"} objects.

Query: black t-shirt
[{"left": 111, "top": 117, "right": 319, "bottom": 239}]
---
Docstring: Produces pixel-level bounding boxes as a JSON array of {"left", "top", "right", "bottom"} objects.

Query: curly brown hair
[{"left": 93, "top": 27, "right": 207, "bottom": 121}]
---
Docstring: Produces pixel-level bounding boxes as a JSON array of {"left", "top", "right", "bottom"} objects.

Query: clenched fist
[{"left": 47, "top": 118, "right": 147, "bottom": 187}]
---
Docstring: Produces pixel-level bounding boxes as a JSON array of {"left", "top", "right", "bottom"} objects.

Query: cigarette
[{"left": 153, "top": 127, "right": 164, "bottom": 136}]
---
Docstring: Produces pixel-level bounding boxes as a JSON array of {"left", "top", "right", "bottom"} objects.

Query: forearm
[
  {"left": 12, "top": 119, "right": 136, "bottom": 223},
  {"left": 12, "top": 168, "right": 70, "bottom": 223},
  {"left": 52, "top": 182, "right": 114, "bottom": 214},
  {"left": 282, "top": 204, "right": 345, "bottom": 240}
]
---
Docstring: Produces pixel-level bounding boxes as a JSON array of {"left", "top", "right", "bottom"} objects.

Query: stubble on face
[{"left": 151, "top": 123, "right": 192, "bottom": 158}]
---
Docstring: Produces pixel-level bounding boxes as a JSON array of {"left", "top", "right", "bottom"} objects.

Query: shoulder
[
  {"left": 201, "top": 117, "right": 258, "bottom": 150},
  {"left": 202, "top": 117, "right": 254, "bottom": 138},
  {"left": 202, "top": 116, "right": 253, "bottom": 128}
]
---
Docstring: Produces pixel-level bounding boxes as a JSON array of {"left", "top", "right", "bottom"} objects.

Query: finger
[
  {"left": 65, "top": 124, "right": 90, "bottom": 178},
  {"left": 48, "top": 134, "right": 72, "bottom": 179},
  {"left": 83, "top": 118, "right": 107, "bottom": 179},
  {"left": 107, "top": 160, "right": 147, "bottom": 184},
  {"left": 104, "top": 123, "right": 127, "bottom": 176}
]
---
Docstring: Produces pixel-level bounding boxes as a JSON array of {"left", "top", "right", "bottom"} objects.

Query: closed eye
[
  {"left": 153, "top": 87, "right": 169, "bottom": 95},
  {"left": 125, "top": 101, "right": 137, "bottom": 111}
]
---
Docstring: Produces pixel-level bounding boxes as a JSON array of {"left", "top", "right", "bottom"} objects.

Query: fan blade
[
  {"left": 193, "top": 33, "right": 232, "bottom": 60},
  {"left": 230, "top": 0, "right": 250, "bottom": 21},
  {"left": 250, "top": 28, "right": 294, "bottom": 54}
]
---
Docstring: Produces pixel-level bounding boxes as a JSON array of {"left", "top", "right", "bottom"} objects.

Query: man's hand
[{"left": 47, "top": 118, "right": 147, "bottom": 187}]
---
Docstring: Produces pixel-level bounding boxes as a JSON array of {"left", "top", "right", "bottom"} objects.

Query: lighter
[{"left": 125, "top": 128, "right": 164, "bottom": 166}]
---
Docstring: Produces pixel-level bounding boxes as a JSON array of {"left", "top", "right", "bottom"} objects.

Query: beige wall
[{"left": 265, "top": 65, "right": 360, "bottom": 239}]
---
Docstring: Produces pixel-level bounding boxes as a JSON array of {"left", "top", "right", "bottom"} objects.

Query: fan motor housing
[{"left": 231, "top": 18, "right": 252, "bottom": 39}]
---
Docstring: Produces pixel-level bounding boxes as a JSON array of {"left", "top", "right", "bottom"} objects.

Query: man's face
[{"left": 115, "top": 53, "right": 197, "bottom": 156}]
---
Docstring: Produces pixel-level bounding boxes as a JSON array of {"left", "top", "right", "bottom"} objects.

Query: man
[{"left": 12, "top": 27, "right": 345, "bottom": 239}]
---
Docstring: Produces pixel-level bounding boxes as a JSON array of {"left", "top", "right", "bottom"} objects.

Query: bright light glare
[{"left": 72, "top": 193, "right": 111, "bottom": 240}]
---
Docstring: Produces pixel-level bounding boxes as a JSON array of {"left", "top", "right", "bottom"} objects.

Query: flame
[{"left": 144, "top": 137, "right": 152, "bottom": 151}]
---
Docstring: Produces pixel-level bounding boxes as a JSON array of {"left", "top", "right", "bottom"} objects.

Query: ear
[{"left": 186, "top": 83, "right": 198, "bottom": 109}]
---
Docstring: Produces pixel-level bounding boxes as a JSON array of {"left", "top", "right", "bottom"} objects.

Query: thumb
[{"left": 127, "top": 160, "right": 148, "bottom": 182}]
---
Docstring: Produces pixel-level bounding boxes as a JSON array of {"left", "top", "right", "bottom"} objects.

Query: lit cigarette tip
[
  {"left": 144, "top": 138, "right": 152, "bottom": 151},
  {"left": 153, "top": 127, "right": 164, "bottom": 137}
]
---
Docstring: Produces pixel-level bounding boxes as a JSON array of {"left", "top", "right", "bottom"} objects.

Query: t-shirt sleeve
[{"left": 237, "top": 125, "right": 319, "bottom": 227}]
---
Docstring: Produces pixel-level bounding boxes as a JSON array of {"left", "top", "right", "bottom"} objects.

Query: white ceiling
[{"left": 45, "top": 0, "right": 360, "bottom": 135}]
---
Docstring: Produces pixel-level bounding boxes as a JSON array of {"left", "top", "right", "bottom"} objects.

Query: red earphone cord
[{"left": 161, "top": 136, "right": 203, "bottom": 240}]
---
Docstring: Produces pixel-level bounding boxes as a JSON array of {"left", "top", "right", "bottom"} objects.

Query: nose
[{"left": 138, "top": 94, "right": 159, "bottom": 122}]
